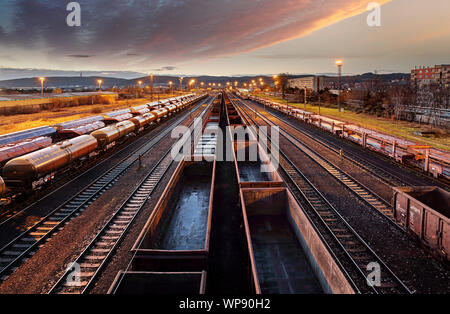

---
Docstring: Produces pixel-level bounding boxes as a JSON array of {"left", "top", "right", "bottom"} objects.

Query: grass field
[
  {"left": 257, "top": 94, "right": 450, "bottom": 151},
  {"left": 0, "top": 93, "right": 184, "bottom": 136}
]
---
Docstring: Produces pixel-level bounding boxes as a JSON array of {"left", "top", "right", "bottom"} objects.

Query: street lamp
[
  {"left": 39, "top": 77, "right": 45, "bottom": 95},
  {"left": 97, "top": 79, "right": 103, "bottom": 92},
  {"left": 335, "top": 60, "right": 343, "bottom": 112},
  {"left": 137, "top": 80, "right": 142, "bottom": 98},
  {"left": 179, "top": 77, "right": 184, "bottom": 93},
  {"left": 168, "top": 81, "right": 173, "bottom": 95},
  {"left": 189, "top": 79, "right": 196, "bottom": 90},
  {"left": 150, "top": 73, "right": 154, "bottom": 101},
  {"left": 273, "top": 75, "right": 279, "bottom": 93}
]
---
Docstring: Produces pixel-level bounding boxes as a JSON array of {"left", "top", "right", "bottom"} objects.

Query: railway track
[
  {"left": 0, "top": 97, "right": 213, "bottom": 283},
  {"left": 0, "top": 97, "right": 209, "bottom": 225},
  {"left": 244, "top": 97, "right": 449, "bottom": 190},
  {"left": 238, "top": 99, "right": 399, "bottom": 224},
  {"left": 48, "top": 102, "right": 212, "bottom": 294},
  {"left": 231, "top": 96, "right": 413, "bottom": 294}
]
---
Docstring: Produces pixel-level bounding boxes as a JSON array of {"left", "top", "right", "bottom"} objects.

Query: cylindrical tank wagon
[
  {"left": 1, "top": 93, "right": 207, "bottom": 194},
  {"left": 0, "top": 176, "right": 5, "bottom": 196},
  {"left": 2, "top": 135, "right": 98, "bottom": 188},
  {"left": 0, "top": 137, "right": 53, "bottom": 167},
  {"left": 91, "top": 121, "right": 136, "bottom": 149}
]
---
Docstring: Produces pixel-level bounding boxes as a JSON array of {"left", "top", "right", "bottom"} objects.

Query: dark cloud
[
  {"left": 152, "top": 66, "right": 178, "bottom": 72},
  {"left": 67, "top": 54, "right": 95, "bottom": 58},
  {"left": 0, "top": 0, "right": 391, "bottom": 69}
]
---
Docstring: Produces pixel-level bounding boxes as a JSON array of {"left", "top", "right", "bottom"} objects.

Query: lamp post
[
  {"left": 189, "top": 79, "right": 196, "bottom": 91},
  {"left": 273, "top": 75, "right": 278, "bottom": 94},
  {"left": 97, "top": 79, "right": 103, "bottom": 93},
  {"left": 150, "top": 73, "right": 154, "bottom": 101},
  {"left": 39, "top": 77, "right": 45, "bottom": 96},
  {"left": 335, "top": 60, "right": 343, "bottom": 112},
  {"left": 137, "top": 80, "right": 142, "bottom": 98},
  {"left": 169, "top": 81, "right": 173, "bottom": 95},
  {"left": 179, "top": 77, "right": 183, "bottom": 94}
]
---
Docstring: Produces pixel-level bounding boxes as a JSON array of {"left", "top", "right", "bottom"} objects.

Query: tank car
[
  {"left": 57, "top": 121, "right": 106, "bottom": 139},
  {"left": 54, "top": 116, "right": 104, "bottom": 132},
  {"left": 150, "top": 108, "right": 169, "bottom": 120},
  {"left": 90, "top": 120, "right": 136, "bottom": 149},
  {"left": 142, "top": 112, "right": 157, "bottom": 124},
  {"left": 2, "top": 135, "right": 98, "bottom": 188},
  {"left": 0, "top": 126, "right": 56, "bottom": 147},
  {"left": 0, "top": 137, "right": 53, "bottom": 167},
  {"left": 0, "top": 176, "right": 5, "bottom": 196},
  {"left": 129, "top": 116, "right": 150, "bottom": 133},
  {"left": 131, "top": 105, "right": 150, "bottom": 116},
  {"left": 166, "top": 104, "right": 177, "bottom": 114}
]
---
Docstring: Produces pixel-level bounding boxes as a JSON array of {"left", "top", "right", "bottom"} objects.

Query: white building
[{"left": 288, "top": 76, "right": 324, "bottom": 92}]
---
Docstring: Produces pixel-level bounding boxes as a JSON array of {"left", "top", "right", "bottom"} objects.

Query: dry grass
[
  {"left": 258, "top": 94, "right": 450, "bottom": 151},
  {"left": 0, "top": 93, "right": 184, "bottom": 135}
]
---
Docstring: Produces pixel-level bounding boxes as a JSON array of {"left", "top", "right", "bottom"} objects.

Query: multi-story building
[
  {"left": 287, "top": 76, "right": 324, "bottom": 92},
  {"left": 411, "top": 64, "right": 450, "bottom": 87}
]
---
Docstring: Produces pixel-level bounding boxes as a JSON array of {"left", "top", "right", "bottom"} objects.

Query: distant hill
[
  {"left": 0, "top": 73, "right": 410, "bottom": 89},
  {"left": 0, "top": 76, "right": 132, "bottom": 89}
]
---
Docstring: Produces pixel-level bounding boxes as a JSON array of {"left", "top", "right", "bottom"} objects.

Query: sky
[{"left": 0, "top": 0, "right": 449, "bottom": 78}]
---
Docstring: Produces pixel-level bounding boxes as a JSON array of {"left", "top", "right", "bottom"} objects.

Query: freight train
[
  {"left": 244, "top": 94, "right": 450, "bottom": 180},
  {"left": 0, "top": 94, "right": 206, "bottom": 198}
]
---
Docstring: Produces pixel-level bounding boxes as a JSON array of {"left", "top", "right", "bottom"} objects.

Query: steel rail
[
  {"left": 244, "top": 96, "right": 449, "bottom": 190},
  {"left": 48, "top": 98, "right": 214, "bottom": 294},
  {"left": 230, "top": 95, "right": 413, "bottom": 294},
  {"left": 0, "top": 96, "right": 212, "bottom": 282}
]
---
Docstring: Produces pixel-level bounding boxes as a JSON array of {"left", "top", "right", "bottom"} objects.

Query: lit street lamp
[
  {"left": 273, "top": 75, "right": 279, "bottom": 93},
  {"left": 179, "top": 77, "right": 184, "bottom": 94},
  {"left": 169, "top": 81, "right": 173, "bottom": 95},
  {"left": 97, "top": 79, "right": 103, "bottom": 92},
  {"left": 335, "top": 60, "right": 343, "bottom": 112},
  {"left": 137, "top": 80, "right": 142, "bottom": 98},
  {"left": 189, "top": 79, "right": 196, "bottom": 90},
  {"left": 150, "top": 73, "right": 154, "bottom": 101},
  {"left": 39, "top": 77, "right": 45, "bottom": 95}
]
